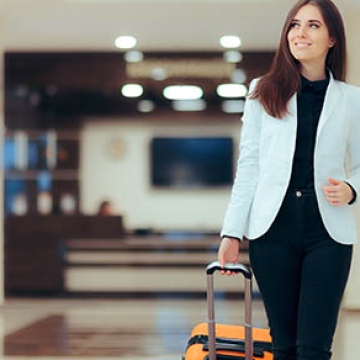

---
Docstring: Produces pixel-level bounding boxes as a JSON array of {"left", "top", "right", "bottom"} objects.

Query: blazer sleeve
[
  {"left": 220, "top": 79, "right": 262, "bottom": 240},
  {"left": 344, "top": 86, "right": 360, "bottom": 205}
]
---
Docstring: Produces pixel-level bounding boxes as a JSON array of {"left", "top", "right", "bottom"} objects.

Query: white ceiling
[
  {"left": 2, "top": 0, "right": 298, "bottom": 52},
  {"left": 3, "top": 0, "right": 357, "bottom": 52}
]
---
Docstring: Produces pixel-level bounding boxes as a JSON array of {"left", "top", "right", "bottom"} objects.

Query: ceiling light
[
  {"left": 223, "top": 51, "right": 243, "bottom": 63},
  {"left": 172, "top": 100, "right": 206, "bottom": 112},
  {"left": 115, "top": 36, "right": 137, "bottom": 49},
  {"left": 124, "top": 50, "right": 143, "bottom": 63},
  {"left": 216, "top": 84, "right": 248, "bottom": 98},
  {"left": 220, "top": 35, "right": 242, "bottom": 49},
  {"left": 121, "top": 84, "right": 143, "bottom": 98},
  {"left": 231, "top": 69, "right": 247, "bottom": 84},
  {"left": 138, "top": 100, "right": 155, "bottom": 113},
  {"left": 163, "top": 85, "right": 203, "bottom": 100},
  {"left": 222, "top": 99, "right": 246, "bottom": 113},
  {"left": 151, "top": 68, "right": 168, "bottom": 81}
]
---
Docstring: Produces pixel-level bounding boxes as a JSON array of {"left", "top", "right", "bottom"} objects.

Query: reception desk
[
  {"left": 5, "top": 219, "right": 251, "bottom": 297},
  {"left": 63, "top": 236, "right": 251, "bottom": 295},
  {"left": 5, "top": 215, "right": 124, "bottom": 294}
]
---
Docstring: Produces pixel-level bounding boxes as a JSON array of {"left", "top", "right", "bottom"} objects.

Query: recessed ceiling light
[
  {"left": 222, "top": 99, "right": 246, "bottom": 113},
  {"left": 223, "top": 51, "right": 243, "bottom": 63},
  {"left": 121, "top": 84, "right": 143, "bottom": 98},
  {"left": 163, "top": 85, "right": 203, "bottom": 100},
  {"left": 216, "top": 84, "right": 248, "bottom": 98},
  {"left": 231, "top": 69, "right": 247, "bottom": 84},
  {"left": 124, "top": 50, "right": 143, "bottom": 63},
  {"left": 115, "top": 36, "right": 137, "bottom": 49},
  {"left": 138, "top": 100, "right": 155, "bottom": 112},
  {"left": 172, "top": 100, "right": 206, "bottom": 112},
  {"left": 151, "top": 68, "right": 168, "bottom": 81},
  {"left": 220, "top": 35, "right": 242, "bottom": 49}
]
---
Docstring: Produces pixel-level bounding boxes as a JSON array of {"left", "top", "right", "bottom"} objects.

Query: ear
[{"left": 329, "top": 37, "right": 336, "bottom": 48}]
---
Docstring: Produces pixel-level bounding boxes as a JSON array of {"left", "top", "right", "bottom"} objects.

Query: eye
[
  {"left": 290, "top": 21, "right": 300, "bottom": 28},
  {"left": 309, "top": 22, "right": 320, "bottom": 29}
]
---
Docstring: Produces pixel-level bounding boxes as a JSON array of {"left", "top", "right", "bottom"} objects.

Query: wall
[
  {"left": 341, "top": 4, "right": 360, "bottom": 309},
  {"left": 80, "top": 118, "right": 240, "bottom": 233}
]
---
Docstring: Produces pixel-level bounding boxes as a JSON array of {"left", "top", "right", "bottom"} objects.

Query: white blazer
[{"left": 221, "top": 73, "right": 360, "bottom": 245}]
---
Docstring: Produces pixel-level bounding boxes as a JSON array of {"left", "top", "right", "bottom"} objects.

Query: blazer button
[{"left": 296, "top": 191, "right": 302, "bottom": 198}]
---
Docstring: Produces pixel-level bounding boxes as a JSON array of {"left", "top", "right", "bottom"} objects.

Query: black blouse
[{"left": 288, "top": 75, "right": 329, "bottom": 190}]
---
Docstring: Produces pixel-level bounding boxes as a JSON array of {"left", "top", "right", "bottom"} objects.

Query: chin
[{"left": 292, "top": 53, "right": 312, "bottom": 62}]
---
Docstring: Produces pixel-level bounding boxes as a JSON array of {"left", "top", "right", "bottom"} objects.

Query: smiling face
[{"left": 287, "top": 3, "right": 335, "bottom": 74}]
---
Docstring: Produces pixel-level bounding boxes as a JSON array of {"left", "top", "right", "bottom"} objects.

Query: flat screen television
[{"left": 150, "top": 137, "right": 234, "bottom": 188}]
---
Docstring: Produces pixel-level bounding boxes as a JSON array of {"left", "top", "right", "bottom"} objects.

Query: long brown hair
[{"left": 251, "top": 0, "right": 347, "bottom": 119}]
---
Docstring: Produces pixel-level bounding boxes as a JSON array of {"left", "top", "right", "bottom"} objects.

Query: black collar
[{"left": 300, "top": 75, "right": 329, "bottom": 94}]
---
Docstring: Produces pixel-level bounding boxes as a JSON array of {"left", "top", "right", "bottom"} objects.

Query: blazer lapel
[
  {"left": 283, "top": 94, "right": 298, "bottom": 156},
  {"left": 287, "top": 94, "right": 297, "bottom": 120},
  {"left": 316, "top": 74, "right": 341, "bottom": 141}
]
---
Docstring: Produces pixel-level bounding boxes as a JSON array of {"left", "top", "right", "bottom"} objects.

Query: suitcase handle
[
  {"left": 206, "top": 261, "right": 253, "bottom": 360},
  {"left": 206, "top": 261, "right": 252, "bottom": 279}
]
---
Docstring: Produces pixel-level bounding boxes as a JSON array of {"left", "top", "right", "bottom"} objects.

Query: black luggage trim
[
  {"left": 186, "top": 334, "right": 273, "bottom": 356},
  {"left": 204, "top": 354, "right": 247, "bottom": 360},
  {"left": 202, "top": 343, "right": 265, "bottom": 357},
  {"left": 204, "top": 354, "right": 246, "bottom": 360}
]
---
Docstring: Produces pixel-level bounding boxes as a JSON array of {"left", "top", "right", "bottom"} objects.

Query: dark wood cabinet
[
  {"left": 5, "top": 215, "right": 125, "bottom": 294},
  {"left": 6, "top": 234, "right": 64, "bottom": 293}
]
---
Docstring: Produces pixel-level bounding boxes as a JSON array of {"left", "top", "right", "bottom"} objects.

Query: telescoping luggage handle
[{"left": 206, "top": 261, "right": 253, "bottom": 360}]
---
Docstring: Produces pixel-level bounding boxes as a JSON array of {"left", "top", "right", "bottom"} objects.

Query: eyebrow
[{"left": 292, "top": 19, "right": 322, "bottom": 24}]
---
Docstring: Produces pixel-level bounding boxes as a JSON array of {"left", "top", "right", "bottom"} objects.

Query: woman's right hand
[{"left": 217, "top": 237, "right": 240, "bottom": 276}]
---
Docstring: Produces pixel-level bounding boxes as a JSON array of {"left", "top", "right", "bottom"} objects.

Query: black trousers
[{"left": 249, "top": 188, "right": 353, "bottom": 360}]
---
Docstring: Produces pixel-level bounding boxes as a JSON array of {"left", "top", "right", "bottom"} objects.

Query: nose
[{"left": 296, "top": 25, "right": 307, "bottom": 37}]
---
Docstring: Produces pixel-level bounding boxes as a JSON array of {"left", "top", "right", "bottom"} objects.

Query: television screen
[{"left": 150, "top": 137, "right": 234, "bottom": 188}]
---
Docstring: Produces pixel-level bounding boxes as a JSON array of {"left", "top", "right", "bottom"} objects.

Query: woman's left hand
[{"left": 323, "top": 177, "right": 353, "bottom": 206}]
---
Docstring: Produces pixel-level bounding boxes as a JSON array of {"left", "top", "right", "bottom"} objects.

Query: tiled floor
[{"left": 0, "top": 296, "right": 359, "bottom": 360}]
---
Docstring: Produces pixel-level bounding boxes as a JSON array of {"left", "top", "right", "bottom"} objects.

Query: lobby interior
[{"left": 1, "top": 0, "right": 360, "bottom": 359}]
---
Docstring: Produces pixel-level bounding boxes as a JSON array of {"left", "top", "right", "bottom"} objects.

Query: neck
[{"left": 300, "top": 63, "right": 327, "bottom": 81}]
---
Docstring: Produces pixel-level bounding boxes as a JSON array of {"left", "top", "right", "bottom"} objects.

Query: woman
[
  {"left": 97, "top": 200, "right": 114, "bottom": 216},
  {"left": 218, "top": 1, "right": 360, "bottom": 359}
]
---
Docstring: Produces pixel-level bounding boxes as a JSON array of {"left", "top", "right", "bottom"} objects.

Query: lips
[{"left": 295, "top": 42, "right": 311, "bottom": 47}]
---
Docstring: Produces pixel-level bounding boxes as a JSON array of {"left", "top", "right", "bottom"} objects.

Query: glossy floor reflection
[{"left": 0, "top": 297, "right": 359, "bottom": 359}]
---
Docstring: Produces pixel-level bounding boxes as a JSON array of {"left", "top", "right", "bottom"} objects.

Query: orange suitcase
[{"left": 183, "top": 261, "right": 273, "bottom": 360}]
